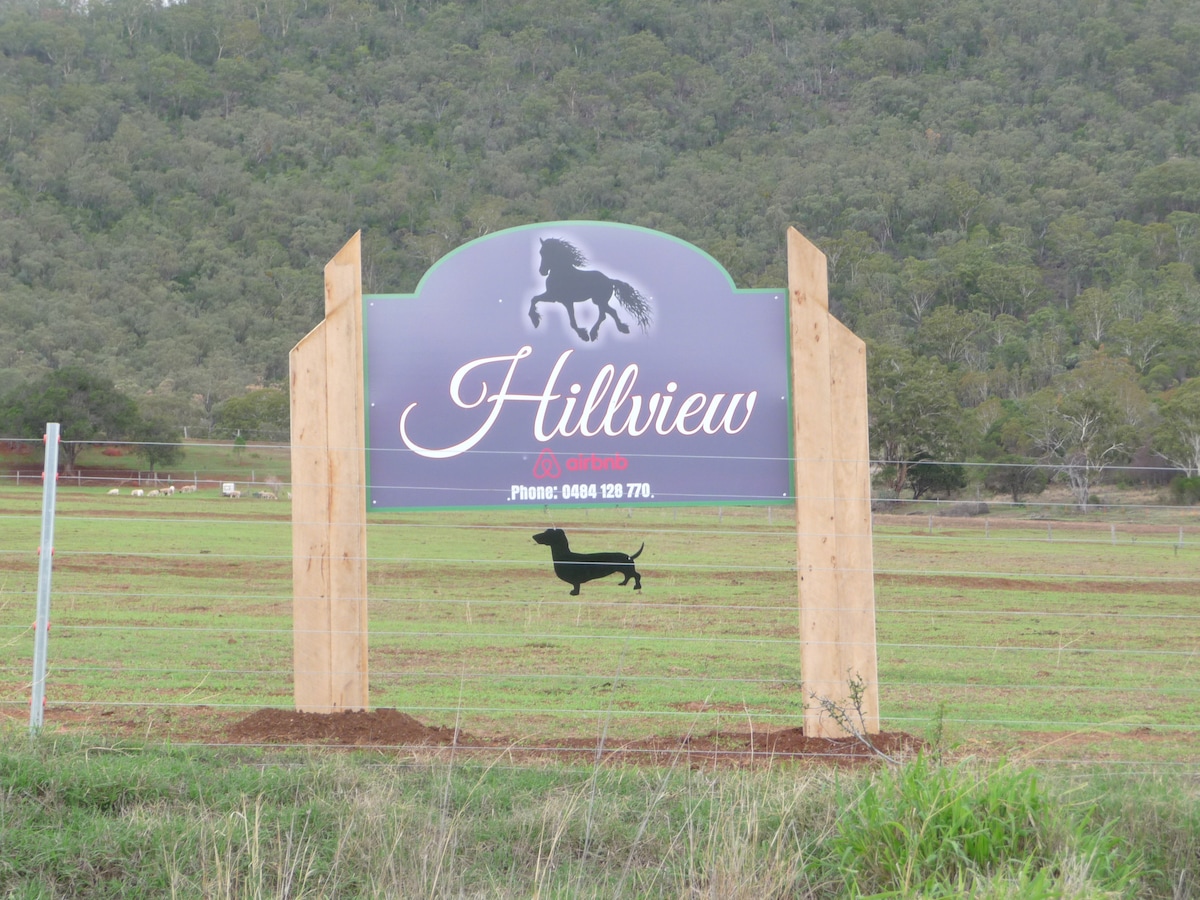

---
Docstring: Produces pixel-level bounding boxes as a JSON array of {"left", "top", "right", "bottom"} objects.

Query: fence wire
[{"left": 0, "top": 440, "right": 1197, "bottom": 768}]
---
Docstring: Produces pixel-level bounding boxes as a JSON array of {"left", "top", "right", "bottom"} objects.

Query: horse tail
[{"left": 612, "top": 280, "right": 652, "bottom": 332}]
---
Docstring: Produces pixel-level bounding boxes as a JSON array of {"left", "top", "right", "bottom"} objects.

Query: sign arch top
[{"left": 365, "top": 221, "right": 792, "bottom": 511}]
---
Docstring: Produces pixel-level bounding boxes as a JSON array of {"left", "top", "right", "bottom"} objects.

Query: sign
[{"left": 365, "top": 222, "right": 791, "bottom": 509}]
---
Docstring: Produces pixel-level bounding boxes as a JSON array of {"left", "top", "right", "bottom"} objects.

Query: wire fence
[{"left": 1, "top": 438, "right": 1197, "bottom": 768}]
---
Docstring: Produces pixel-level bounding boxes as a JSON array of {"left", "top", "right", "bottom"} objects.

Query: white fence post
[{"left": 30, "top": 423, "right": 60, "bottom": 733}]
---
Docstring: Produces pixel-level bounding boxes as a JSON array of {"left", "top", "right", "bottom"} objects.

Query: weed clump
[{"left": 827, "top": 755, "right": 1141, "bottom": 897}]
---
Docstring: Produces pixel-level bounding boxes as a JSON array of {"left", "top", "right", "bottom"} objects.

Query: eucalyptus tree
[
  {"left": 1024, "top": 356, "right": 1152, "bottom": 510},
  {"left": 1154, "top": 378, "right": 1200, "bottom": 478}
]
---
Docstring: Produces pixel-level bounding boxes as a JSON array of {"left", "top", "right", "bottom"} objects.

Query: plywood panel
[
  {"left": 291, "top": 323, "right": 332, "bottom": 710},
  {"left": 787, "top": 227, "right": 879, "bottom": 737},
  {"left": 829, "top": 317, "right": 880, "bottom": 732},
  {"left": 290, "top": 232, "right": 368, "bottom": 713},
  {"left": 323, "top": 235, "right": 368, "bottom": 711}
]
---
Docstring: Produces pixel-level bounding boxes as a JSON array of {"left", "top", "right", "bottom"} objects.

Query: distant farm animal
[
  {"left": 163, "top": 485, "right": 175, "bottom": 495},
  {"left": 528, "top": 238, "right": 652, "bottom": 342},
  {"left": 532, "top": 528, "right": 644, "bottom": 596},
  {"left": 130, "top": 489, "right": 144, "bottom": 497},
  {"left": 180, "top": 485, "right": 197, "bottom": 493},
  {"left": 252, "top": 491, "right": 276, "bottom": 500},
  {"left": 106, "top": 488, "right": 119, "bottom": 495},
  {"left": 147, "top": 490, "right": 161, "bottom": 497}
]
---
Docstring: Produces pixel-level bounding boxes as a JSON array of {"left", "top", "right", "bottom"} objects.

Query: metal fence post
[{"left": 30, "top": 422, "right": 60, "bottom": 734}]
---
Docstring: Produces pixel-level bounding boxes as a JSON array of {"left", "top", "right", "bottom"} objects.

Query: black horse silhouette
[{"left": 528, "top": 238, "right": 652, "bottom": 342}]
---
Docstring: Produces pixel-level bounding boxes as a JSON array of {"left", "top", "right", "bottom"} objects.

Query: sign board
[
  {"left": 292, "top": 226, "right": 879, "bottom": 737},
  {"left": 365, "top": 222, "right": 790, "bottom": 510}
]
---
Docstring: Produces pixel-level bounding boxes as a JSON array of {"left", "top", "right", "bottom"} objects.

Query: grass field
[
  {"left": 1, "top": 450, "right": 1197, "bottom": 764},
  {"left": 3, "top": 732, "right": 1195, "bottom": 898},
  {"left": 2, "top": 444, "right": 1199, "bottom": 897}
]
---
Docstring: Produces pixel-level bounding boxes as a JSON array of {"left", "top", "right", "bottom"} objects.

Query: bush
[{"left": 1169, "top": 475, "right": 1200, "bottom": 505}]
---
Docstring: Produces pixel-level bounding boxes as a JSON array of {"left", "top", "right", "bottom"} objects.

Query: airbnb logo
[
  {"left": 533, "top": 449, "right": 631, "bottom": 478},
  {"left": 533, "top": 449, "right": 561, "bottom": 479},
  {"left": 566, "top": 452, "right": 628, "bottom": 472}
]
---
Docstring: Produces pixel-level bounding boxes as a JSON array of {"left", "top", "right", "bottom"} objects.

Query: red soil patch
[
  {"left": 228, "top": 707, "right": 463, "bottom": 747},
  {"left": 222, "top": 707, "right": 922, "bottom": 767}
]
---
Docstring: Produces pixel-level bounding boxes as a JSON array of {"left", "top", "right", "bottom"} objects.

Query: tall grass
[{"left": 1, "top": 729, "right": 1194, "bottom": 898}]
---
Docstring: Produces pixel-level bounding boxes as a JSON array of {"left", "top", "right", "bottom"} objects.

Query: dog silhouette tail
[{"left": 631, "top": 542, "right": 644, "bottom": 559}]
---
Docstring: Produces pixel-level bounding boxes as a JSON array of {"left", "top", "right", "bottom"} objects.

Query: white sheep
[
  {"left": 131, "top": 489, "right": 144, "bottom": 497},
  {"left": 180, "top": 484, "right": 197, "bottom": 493},
  {"left": 147, "top": 489, "right": 161, "bottom": 497},
  {"left": 107, "top": 488, "right": 120, "bottom": 495}
]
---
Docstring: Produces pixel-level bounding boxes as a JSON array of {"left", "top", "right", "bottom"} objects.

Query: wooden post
[
  {"left": 788, "top": 227, "right": 880, "bottom": 737},
  {"left": 290, "top": 232, "right": 369, "bottom": 713}
]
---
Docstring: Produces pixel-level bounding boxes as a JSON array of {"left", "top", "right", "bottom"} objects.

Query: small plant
[
  {"left": 926, "top": 701, "right": 948, "bottom": 762},
  {"left": 809, "top": 670, "right": 896, "bottom": 764}
]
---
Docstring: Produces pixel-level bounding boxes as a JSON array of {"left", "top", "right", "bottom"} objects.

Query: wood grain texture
[
  {"left": 290, "top": 232, "right": 368, "bottom": 713},
  {"left": 788, "top": 227, "right": 879, "bottom": 737}
]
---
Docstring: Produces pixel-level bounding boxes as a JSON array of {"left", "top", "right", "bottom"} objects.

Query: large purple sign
[{"left": 365, "top": 222, "right": 791, "bottom": 509}]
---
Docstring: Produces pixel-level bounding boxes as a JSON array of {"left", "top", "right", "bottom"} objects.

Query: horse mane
[{"left": 541, "top": 237, "right": 588, "bottom": 268}]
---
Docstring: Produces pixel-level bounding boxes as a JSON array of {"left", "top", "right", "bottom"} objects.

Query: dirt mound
[
  {"left": 228, "top": 708, "right": 466, "bottom": 747},
  {"left": 224, "top": 708, "right": 922, "bottom": 766}
]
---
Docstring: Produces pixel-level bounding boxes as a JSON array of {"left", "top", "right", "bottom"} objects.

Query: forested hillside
[{"left": 4, "top": 0, "right": 1200, "bottom": 496}]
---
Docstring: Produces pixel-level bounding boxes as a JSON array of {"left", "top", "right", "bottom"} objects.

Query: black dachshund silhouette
[{"left": 532, "top": 528, "right": 643, "bottom": 596}]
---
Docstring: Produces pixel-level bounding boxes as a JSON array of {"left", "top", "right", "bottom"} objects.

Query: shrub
[{"left": 1169, "top": 475, "right": 1200, "bottom": 505}]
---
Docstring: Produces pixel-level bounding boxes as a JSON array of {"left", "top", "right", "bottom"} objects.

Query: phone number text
[{"left": 510, "top": 482, "right": 653, "bottom": 502}]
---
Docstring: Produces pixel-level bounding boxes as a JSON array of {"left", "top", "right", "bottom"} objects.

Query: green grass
[
  {"left": 1, "top": 481, "right": 1198, "bottom": 897},
  {"left": 0, "top": 483, "right": 1198, "bottom": 763},
  {"left": 1, "top": 731, "right": 1194, "bottom": 898}
]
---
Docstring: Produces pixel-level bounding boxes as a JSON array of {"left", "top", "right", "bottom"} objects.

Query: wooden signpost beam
[
  {"left": 788, "top": 227, "right": 880, "bottom": 738},
  {"left": 289, "top": 232, "right": 369, "bottom": 713}
]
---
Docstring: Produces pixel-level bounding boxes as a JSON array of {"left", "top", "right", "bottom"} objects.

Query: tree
[
  {"left": 978, "top": 401, "right": 1047, "bottom": 504},
  {"left": 916, "top": 306, "right": 989, "bottom": 369},
  {"left": 867, "top": 343, "right": 965, "bottom": 497},
  {"left": 213, "top": 388, "right": 290, "bottom": 442},
  {"left": 1154, "top": 378, "right": 1200, "bottom": 477},
  {"left": 135, "top": 416, "right": 184, "bottom": 473},
  {"left": 983, "top": 455, "right": 1048, "bottom": 504},
  {"left": 0, "top": 367, "right": 143, "bottom": 472},
  {"left": 907, "top": 454, "right": 967, "bottom": 500},
  {"left": 1024, "top": 356, "right": 1151, "bottom": 510}
]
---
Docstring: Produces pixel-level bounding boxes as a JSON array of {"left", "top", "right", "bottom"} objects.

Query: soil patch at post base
[
  {"left": 228, "top": 708, "right": 461, "bottom": 747},
  {"left": 225, "top": 707, "right": 923, "bottom": 767}
]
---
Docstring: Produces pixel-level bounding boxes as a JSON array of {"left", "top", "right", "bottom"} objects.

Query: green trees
[
  {"left": 867, "top": 343, "right": 965, "bottom": 497},
  {"left": 0, "top": 367, "right": 144, "bottom": 472},
  {"left": 213, "top": 388, "right": 290, "bottom": 442},
  {"left": 1155, "top": 378, "right": 1200, "bottom": 477},
  {"left": 1024, "top": 357, "right": 1151, "bottom": 510},
  {"left": 0, "top": 367, "right": 191, "bottom": 472},
  {"left": 1, "top": 0, "right": 1200, "bottom": 496},
  {"left": 134, "top": 415, "right": 184, "bottom": 473}
]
